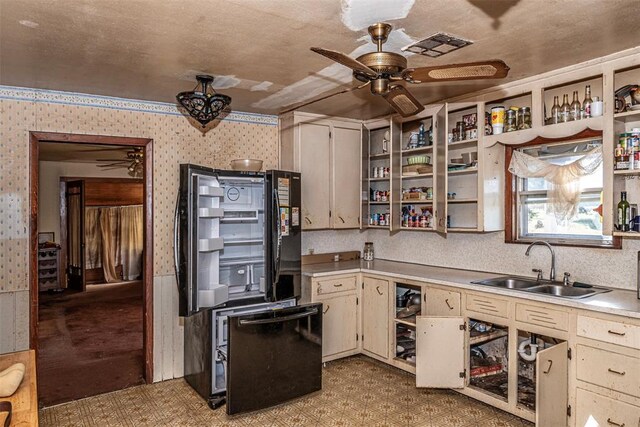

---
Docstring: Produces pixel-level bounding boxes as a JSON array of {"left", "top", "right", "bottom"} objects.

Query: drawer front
[
  {"left": 424, "top": 288, "right": 461, "bottom": 316},
  {"left": 576, "top": 388, "right": 640, "bottom": 427},
  {"left": 577, "top": 315, "right": 640, "bottom": 350},
  {"left": 515, "top": 303, "right": 568, "bottom": 331},
  {"left": 466, "top": 294, "right": 509, "bottom": 318},
  {"left": 316, "top": 276, "right": 357, "bottom": 296},
  {"left": 577, "top": 344, "right": 640, "bottom": 398}
]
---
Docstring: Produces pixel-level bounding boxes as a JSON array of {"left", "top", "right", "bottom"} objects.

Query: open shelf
[
  {"left": 401, "top": 200, "right": 432, "bottom": 204},
  {"left": 613, "top": 169, "right": 640, "bottom": 176},
  {"left": 370, "top": 152, "right": 390, "bottom": 159},
  {"left": 402, "top": 146, "right": 433, "bottom": 155},
  {"left": 613, "top": 231, "right": 640, "bottom": 238},
  {"left": 447, "top": 198, "right": 478, "bottom": 204},
  {"left": 447, "top": 227, "right": 480, "bottom": 232},
  {"left": 448, "top": 139, "right": 478, "bottom": 150},
  {"left": 369, "top": 177, "right": 389, "bottom": 181},
  {"left": 402, "top": 173, "right": 433, "bottom": 180},
  {"left": 448, "top": 167, "right": 478, "bottom": 176},
  {"left": 394, "top": 318, "right": 416, "bottom": 327},
  {"left": 469, "top": 319, "right": 509, "bottom": 402},
  {"left": 614, "top": 109, "right": 640, "bottom": 123},
  {"left": 470, "top": 328, "right": 508, "bottom": 346},
  {"left": 369, "top": 201, "right": 390, "bottom": 205}
]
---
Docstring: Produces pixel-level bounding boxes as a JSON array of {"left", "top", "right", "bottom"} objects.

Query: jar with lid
[
  {"left": 505, "top": 109, "right": 517, "bottom": 132},
  {"left": 363, "top": 242, "right": 374, "bottom": 261},
  {"left": 518, "top": 107, "right": 532, "bottom": 130},
  {"left": 456, "top": 121, "right": 465, "bottom": 141}
]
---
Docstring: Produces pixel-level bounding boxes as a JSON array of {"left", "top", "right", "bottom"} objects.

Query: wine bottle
[
  {"left": 550, "top": 96, "right": 560, "bottom": 124},
  {"left": 582, "top": 85, "right": 592, "bottom": 119},
  {"left": 560, "top": 94, "right": 570, "bottom": 123},
  {"left": 618, "top": 191, "right": 630, "bottom": 232},
  {"left": 570, "top": 91, "right": 581, "bottom": 121}
]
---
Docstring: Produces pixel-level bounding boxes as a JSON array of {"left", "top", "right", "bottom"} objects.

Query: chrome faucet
[{"left": 525, "top": 241, "right": 556, "bottom": 282}]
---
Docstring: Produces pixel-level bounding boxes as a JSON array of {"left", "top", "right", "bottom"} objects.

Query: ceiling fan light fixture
[
  {"left": 402, "top": 32, "right": 472, "bottom": 58},
  {"left": 176, "top": 75, "right": 231, "bottom": 127}
]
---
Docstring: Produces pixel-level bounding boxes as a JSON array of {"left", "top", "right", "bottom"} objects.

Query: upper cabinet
[{"left": 280, "top": 112, "right": 362, "bottom": 230}]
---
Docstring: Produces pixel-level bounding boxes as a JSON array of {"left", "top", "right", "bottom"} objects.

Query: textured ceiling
[{"left": 2, "top": 0, "right": 640, "bottom": 119}]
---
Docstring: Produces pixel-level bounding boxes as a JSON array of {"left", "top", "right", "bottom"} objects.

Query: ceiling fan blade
[
  {"left": 98, "top": 163, "right": 128, "bottom": 167},
  {"left": 310, "top": 47, "right": 378, "bottom": 78},
  {"left": 280, "top": 81, "right": 370, "bottom": 114},
  {"left": 405, "top": 60, "right": 510, "bottom": 83},
  {"left": 383, "top": 85, "right": 425, "bottom": 118}
]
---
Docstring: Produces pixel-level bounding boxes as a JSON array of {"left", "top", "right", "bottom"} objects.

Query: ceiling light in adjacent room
[{"left": 176, "top": 75, "right": 232, "bottom": 127}]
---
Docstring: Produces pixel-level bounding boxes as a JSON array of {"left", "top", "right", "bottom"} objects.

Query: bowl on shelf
[
  {"left": 230, "top": 159, "right": 263, "bottom": 171},
  {"left": 407, "top": 155, "right": 430, "bottom": 165},
  {"left": 462, "top": 151, "right": 478, "bottom": 164}
]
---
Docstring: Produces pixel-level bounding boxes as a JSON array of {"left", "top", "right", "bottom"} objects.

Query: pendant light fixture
[{"left": 176, "top": 75, "right": 231, "bottom": 127}]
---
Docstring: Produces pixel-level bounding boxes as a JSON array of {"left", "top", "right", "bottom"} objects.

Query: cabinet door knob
[
  {"left": 305, "top": 216, "right": 312, "bottom": 224},
  {"left": 542, "top": 360, "right": 553, "bottom": 374},
  {"left": 323, "top": 305, "right": 330, "bottom": 315},
  {"left": 338, "top": 216, "right": 345, "bottom": 223},
  {"left": 333, "top": 283, "right": 343, "bottom": 288},
  {"left": 376, "top": 286, "right": 383, "bottom": 296},
  {"left": 445, "top": 299, "right": 454, "bottom": 310},
  {"left": 607, "top": 368, "right": 626, "bottom": 376},
  {"left": 607, "top": 330, "right": 626, "bottom": 336},
  {"left": 607, "top": 418, "right": 625, "bottom": 427}
]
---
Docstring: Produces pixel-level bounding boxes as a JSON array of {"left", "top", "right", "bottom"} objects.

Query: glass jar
[
  {"left": 518, "top": 107, "right": 532, "bottom": 129},
  {"left": 363, "top": 242, "right": 374, "bottom": 261},
  {"left": 505, "top": 109, "right": 517, "bottom": 132},
  {"left": 456, "top": 121, "right": 465, "bottom": 141}
]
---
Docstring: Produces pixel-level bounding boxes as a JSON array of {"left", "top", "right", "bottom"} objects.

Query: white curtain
[
  {"left": 84, "top": 205, "right": 143, "bottom": 282},
  {"left": 508, "top": 146, "right": 603, "bottom": 221}
]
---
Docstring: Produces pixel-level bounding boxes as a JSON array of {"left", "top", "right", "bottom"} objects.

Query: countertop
[
  {"left": 0, "top": 350, "right": 38, "bottom": 426},
  {"left": 303, "top": 259, "right": 640, "bottom": 319}
]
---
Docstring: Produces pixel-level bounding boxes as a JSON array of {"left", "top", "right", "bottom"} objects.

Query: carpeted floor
[
  {"left": 40, "top": 355, "right": 533, "bottom": 427},
  {"left": 38, "top": 281, "right": 145, "bottom": 407}
]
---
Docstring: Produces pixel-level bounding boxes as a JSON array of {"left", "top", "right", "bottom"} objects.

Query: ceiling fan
[
  {"left": 285, "top": 23, "right": 510, "bottom": 117},
  {"left": 97, "top": 147, "right": 144, "bottom": 178}
]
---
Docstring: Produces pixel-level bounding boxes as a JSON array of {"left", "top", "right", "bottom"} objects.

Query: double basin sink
[{"left": 471, "top": 276, "right": 612, "bottom": 299}]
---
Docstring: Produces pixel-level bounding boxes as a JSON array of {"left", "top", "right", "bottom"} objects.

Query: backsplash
[{"left": 302, "top": 229, "right": 640, "bottom": 292}]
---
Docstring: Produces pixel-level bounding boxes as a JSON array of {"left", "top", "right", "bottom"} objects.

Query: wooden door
[
  {"left": 317, "top": 293, "right": 358, "bottom": 358},
  {"left": 362, "top": 277, "right": 389, "bottom": 359},
  {"left": 423, "top": 287, "right": 461, "bottom": 316},
  {"left": 434, "top": 104, "right": 448, "bottom": 235},
  {"left": 332, "top": 125, "right": 361, "bottom": 229},
  {"left": 535, "top": 342, "right": 568, "bottom": 427},
  {"left": 416, "top": 316, "right": 465, "bottom": 388},
  {"left": 299, "top": 123, "right": 331, "bottom": 229},
  {"left": 66, "top": 180, "right": 85, "bottom": 291}
]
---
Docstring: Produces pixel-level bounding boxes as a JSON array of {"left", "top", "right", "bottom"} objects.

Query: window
[{"left": 506, "top": 134, "right": 616, "bottom": 248}]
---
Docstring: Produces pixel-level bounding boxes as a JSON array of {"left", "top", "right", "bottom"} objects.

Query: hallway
[{"left": 37, "top": 281, "right": 144, "bottom": 406}]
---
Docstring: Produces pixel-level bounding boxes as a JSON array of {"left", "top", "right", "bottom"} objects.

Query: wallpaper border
[{"left": 0, "top": 85, "right": 278, "bottom": 126}]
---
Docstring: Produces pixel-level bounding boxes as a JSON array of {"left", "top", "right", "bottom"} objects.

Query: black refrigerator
[{"left": 175, "top": 164, "right": 322, "bottom": 414}]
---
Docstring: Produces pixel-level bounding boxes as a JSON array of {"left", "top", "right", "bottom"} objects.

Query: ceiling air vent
[{"left": 402, "top": 33, "right": 472, "bottom": 57}]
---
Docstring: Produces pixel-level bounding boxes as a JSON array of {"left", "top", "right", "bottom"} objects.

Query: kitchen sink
[
  {"left": 523, "top": 284, "right": 608, "bottom": 299},
  {"left": 471, "top": 276, "right": 612, "bottom": 299},
  {"left": 471, "top": 276, "right": 541, "bottom": 289}
]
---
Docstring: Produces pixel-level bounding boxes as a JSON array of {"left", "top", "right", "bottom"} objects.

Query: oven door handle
[{"left": 238, "top": 308, "right": 318, "bottom": 326}]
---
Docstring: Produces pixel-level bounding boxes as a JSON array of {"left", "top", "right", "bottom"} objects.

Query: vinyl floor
[{"left": 40, "top": 355, "right": 533, "bottom": 426}]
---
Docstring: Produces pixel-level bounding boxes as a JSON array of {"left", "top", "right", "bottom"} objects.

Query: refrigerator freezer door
[
  {"left": 265, "top": 170, "right": 302, "bottom": 302},
  {"left": 226, "top": 303, "right": 322, "bottom": 414}
]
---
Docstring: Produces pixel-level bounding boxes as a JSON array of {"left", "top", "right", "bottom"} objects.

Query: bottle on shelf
[
  {"left": 618, "top": 191, "right": 630, "bottom": 232},
  {"left": 582, "top": 85, "right": 592, "bottom": 118},
  {"left": 550, "top": 96, "right": 560, "bottom": 124},
  {"left": 570, "top": 91, "right": 581, "bottom": 121},
  {"left": 560, "top": 94, "right": 571, "bottom": 123}
]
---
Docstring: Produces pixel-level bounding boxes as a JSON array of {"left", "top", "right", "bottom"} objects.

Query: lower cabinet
[
  {"left": 316, "top": 292, "right": 358, "bottom": 361},
  {"left": 361, "top": 276, "right": 389, "bottom": 360},
  {"left": 576, "top": 388, "right": 640, "bottom": 427}
]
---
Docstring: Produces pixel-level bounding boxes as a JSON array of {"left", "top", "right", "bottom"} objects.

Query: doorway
[{"left": 29, "top": 132, "right": 153, "bottom": 406}]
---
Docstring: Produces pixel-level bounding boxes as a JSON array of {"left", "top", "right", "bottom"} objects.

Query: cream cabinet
[
  {"left": 307, "top": 273, "right": 360, "bottom": 362},
  {"left": 361, "top": 276, "right": 390, "bottom": 360},
  {"left": 422, "top": 287, "right": 461, "bottom": 316},
  {"left": 280, "top": 112, "right": 362, "bottom": 230}
]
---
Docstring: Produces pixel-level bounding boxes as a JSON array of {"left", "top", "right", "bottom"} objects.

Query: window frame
[{"left": 504, "top": 129, "right": 620, "bottom": 249}]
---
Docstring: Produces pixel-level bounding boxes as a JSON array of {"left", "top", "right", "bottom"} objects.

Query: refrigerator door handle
[
  {"left": 173, "top": 192, "right": 180, "bottom": 285},
  {"left": 238, "top": 307, "right": 318, "bottom": 326},
  {"left": 273, "top": 187, "right": 282, "bottom": 288}
]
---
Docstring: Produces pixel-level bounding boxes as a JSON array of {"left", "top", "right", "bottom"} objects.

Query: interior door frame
[{"left": 29, "top": 131, "right": 154, "bottom": 382}]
